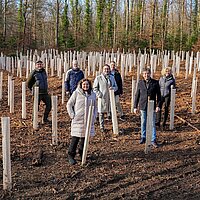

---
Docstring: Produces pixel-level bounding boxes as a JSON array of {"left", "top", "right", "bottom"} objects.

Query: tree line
[{"left": 0, "top": 0, "right": 199, "bottom": 54}]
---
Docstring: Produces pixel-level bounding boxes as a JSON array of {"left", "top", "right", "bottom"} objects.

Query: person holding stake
[
  {"left": 93, "top": 64, "right": 118, "bottom": 132},
  {"left": 67, "top": 79, "right": 97, "bottom": 165},
  {"left": 27, "top": 60, "right": 52, "bottom": 123},
  {"left": 134, "top": 68, "right": 161, "bottom": 148},
  {"left": 156, "top": 67, "right": 176, "bottom": 129}
]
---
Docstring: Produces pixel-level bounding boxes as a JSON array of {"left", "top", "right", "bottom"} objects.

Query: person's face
[
  {"left": 82, "top": 81, "right": 90, "bottom": 91},
  {"left": 110, "top": 62, "right": 115, "bottom": 71},
  {"left": 103, "top": 65, "right": 111, "bottom": 75},
  {"left": 73, "top": 61, "right": 78, "bottom": 69},
  {"left": 36, "top": 62, "right": 43, "bottom": 70},
  {"left": 165, "top": 69, "right": 171, "bottom": 77},
  {"left": 143, "top": 70, "right": 151, "bottom": 81}
]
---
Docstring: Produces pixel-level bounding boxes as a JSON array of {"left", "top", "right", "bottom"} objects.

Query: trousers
[{"left": 68, "top": 136, "right": 85, "bottom": 158}]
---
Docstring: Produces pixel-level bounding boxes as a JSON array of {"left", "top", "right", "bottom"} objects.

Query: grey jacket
[
  {"left": 93, "top": 73, "right": 118, "bottom": 113},
  {"left": 159, "top": 75, "right": 175, "bottom": 97}
]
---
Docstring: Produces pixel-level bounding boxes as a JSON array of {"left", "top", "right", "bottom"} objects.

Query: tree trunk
[
  {"left": 55, "top": 0, "right": 59, "bottom": 48},
  {"left": 3, "top": 0, "right": 7, "bottom": 41},
  {"left": 149, "top": 0, "right": 156, "bottom": 50}
]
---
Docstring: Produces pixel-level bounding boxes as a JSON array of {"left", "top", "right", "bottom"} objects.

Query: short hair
[
  {"left": 142, "top": 68, "right": 151, "bottom": 74},
  {"left": 103, "top": 64, "right": 110, "bottom": 68},
  {"left": 110, "top": 61, "right": 115, "bottom": 65},
  {"left": 36, "top": 60, "right": 43, "bottom": 64},
  {"left": 72, "top": 60, "right": 78, "bottom": 65},
  {"left": 161, "top": 67, "right": 171, "bottom": 76},
  {"left": 79, "top": 78, "right": 92, "bottom": 94}
]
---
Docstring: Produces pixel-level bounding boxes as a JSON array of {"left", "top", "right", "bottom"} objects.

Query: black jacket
[
  {"left": 111, "top": 69, "right": 123, "bottom": 96},
  {"left": 27, "top": 68, "right": 48, "bottom": 94},
  {"left": 134, "top": 78, "right": 161, "bottom": 110}
]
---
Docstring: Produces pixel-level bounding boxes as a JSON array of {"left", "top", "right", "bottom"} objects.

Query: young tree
[
  {"left": 83, "top": 0, "right": 92, "bottom": 43},
  {"left": 96, "top": 0, "right": 105, "bottom": 45}
]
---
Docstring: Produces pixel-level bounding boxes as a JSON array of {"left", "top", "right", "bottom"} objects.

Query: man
[
  {"left": 27, "top": 60, "right": 52, "bottom": 123},
  {"left": 93, "top": 64, "right": 118, "bottom": 132},
  {"left": 65, "top": 60, "right": 84, "bottom": 96},
  {"left": 110, "top": 61, "right": 125, "bottom": 121},
  {"left": 134, "top": 68, "right": 161, "bottom": 147}
]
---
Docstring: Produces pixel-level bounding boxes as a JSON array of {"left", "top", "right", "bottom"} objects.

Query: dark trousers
[
  {"left": 157, "top": 96, "right": 170, "bottom": 126},
  {"left": 68, "top": 136, "right": 85, "bottom": 158},
  {"left": 38, "top": 94, "right": 52, "bottom": 120}
]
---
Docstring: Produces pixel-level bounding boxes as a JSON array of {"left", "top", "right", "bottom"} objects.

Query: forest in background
[{"left": 0, "top": 0, "right": 199, "bottom": 54}]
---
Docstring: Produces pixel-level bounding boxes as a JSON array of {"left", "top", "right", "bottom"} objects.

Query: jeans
[{"left": 140, "top": 110, "right": 156, "bottom": 142}]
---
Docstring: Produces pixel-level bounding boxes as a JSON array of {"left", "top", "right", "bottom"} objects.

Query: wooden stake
[
  {"left": 52, "top": 95, "right": 58, "bottom": 145},
  {"left": 2, "top": 117, "right": 12, "bottom": 191},
  {"left": 7, "top": 74, "right": 12, "bottom": 106},
  {"left": 170, "top": 87, "right": 176, "bottom": 130},
  {"left": 109, "top": 89, "right": 119, "bottom": 135},
  {"left": 10, "top": 80, "right": 14, "bottom": 113},
  {"left": 131, "top": 78, "right": 136, "bottom": 113},
  {"left": 22, "top": 82, "right": 26, "bottom": 119},
  {"left": 82, "top": 101, "right": 94, "bottom": 166},
  {"left": 61, "top": 73, "right": 65, "bottom": 104},
  {"left": 145, "top": 100, "right": 154, "bottom": 154},
  {"left": 33, "top": 87, "right": 39, "bottom": 130},
  {"left": 0, "top": 71, "right": 2, "bottom": 100}
]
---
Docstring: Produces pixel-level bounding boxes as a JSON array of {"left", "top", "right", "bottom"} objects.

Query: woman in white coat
[
  {"left": 93, "top": 64, "right": 118, "bottom": 132},
  {"left": 67, "top": 78, "right": 97, "bottom": 165}
]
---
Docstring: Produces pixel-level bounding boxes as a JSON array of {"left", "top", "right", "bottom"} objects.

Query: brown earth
[{"left": 0, "top": 63, "right": 200, "bottom": 200}]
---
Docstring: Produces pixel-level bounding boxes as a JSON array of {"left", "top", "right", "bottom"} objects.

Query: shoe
[
  {"left": 100, "top": 128, "right": 105, "bottom": 133},
  {"left": 106, "top": 116, "right": 111, "bottom": 121},
  {"left": 161, "top": 125, "right": 166, "bottom": 131},
  {"left": 140, "top": 138, "right": 146, "bottom": 144},
  {"left": 119, "top": 116, "right": 126, "bottom": 121},
  {"left": 151, "top": 141, "right": 159, "bottom": 148},
  {"left": 43, "top": 119, "right": 51, "bottom": 123},
  {"left": 68, "top": 157, "right": 77, "bottom": 165},
  {"left": 155, "top": 122, "right": 160, "bottom": 127}
]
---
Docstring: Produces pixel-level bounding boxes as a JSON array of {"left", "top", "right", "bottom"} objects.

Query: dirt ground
[{"left": 0, "top": 63, "right": 200, "bottom": 200}]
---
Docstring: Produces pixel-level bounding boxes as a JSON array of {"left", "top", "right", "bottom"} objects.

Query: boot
[{"left": 68, "top": 155, "right": 77, "bottom": 165}]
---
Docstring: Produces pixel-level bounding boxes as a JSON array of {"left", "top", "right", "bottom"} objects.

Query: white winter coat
[
  {"left": 67, "top": 87, "right": 97, "bottom": 137},
  {"left": 93, "top": 74, "right": 118, "bottom": 113}
]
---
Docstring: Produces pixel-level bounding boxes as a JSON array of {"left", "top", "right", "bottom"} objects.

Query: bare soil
[{"left": 0, "top": 64, "right": 200, "bottom": 200}]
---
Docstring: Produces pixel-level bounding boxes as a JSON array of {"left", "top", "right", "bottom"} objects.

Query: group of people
[{"left": 27, "top": 59, "right": 175, "bottom": 165}]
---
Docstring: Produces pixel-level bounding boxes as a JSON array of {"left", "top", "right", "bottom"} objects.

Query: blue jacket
[
  {"left": 134, "top": 78, "right": 161, "bottom": 111},
  {"left": 65, "top": 68, "right": 84, "bottom": 95},
  {"left": 159, "top": 75, "right": 175, "bottom": 97},
  {"left": 27, "top": 68, "right": 48, "bottom": 94}
]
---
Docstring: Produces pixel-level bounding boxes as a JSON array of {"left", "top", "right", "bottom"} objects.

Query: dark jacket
[
  {"left": 134, "top": 78, "right": 161, "bottom": 110},
  {"left": 111, "top": 69, "right": 123, "bottom": 96},
  {"left": 27, "top": 68, "right": 48, "bottom": 94},
  {"left": 159, "top": 74, "right": 175, "bottom": 97},
  {"left": 65, "top": 68, "right": 84, "bottom": 95}
]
